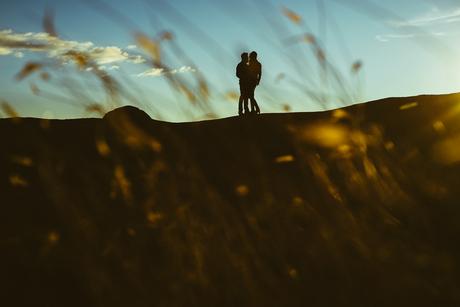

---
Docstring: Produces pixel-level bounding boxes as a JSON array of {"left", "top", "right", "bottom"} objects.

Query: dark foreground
[{"left": 2, "top": 94, "right": 460, "bottom": 307}]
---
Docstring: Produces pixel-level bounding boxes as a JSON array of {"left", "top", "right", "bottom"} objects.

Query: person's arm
[{"left": 236, "top": 64, "right": 241, "bottom": 79}]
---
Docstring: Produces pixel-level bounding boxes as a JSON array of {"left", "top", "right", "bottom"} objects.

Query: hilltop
[{"left": 1, "top": 93, "right": 460, "bottom": 307}]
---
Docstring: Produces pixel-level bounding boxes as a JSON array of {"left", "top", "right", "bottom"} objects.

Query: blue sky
[{"left": 2, "top": 0, "right": 460, "bottom": 121}]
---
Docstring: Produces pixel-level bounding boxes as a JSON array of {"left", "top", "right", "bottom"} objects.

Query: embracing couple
[{"left": 236, "top": 51, "right": 262, "bottom": 116}]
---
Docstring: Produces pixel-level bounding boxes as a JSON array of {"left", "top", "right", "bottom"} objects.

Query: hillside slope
[{"left": 1, "top": 94, "right": 460, "bottom": 307}]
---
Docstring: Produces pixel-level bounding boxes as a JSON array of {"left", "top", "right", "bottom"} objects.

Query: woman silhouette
[{"left": 247, "top": 51, "right": 261, "bottom": 114}]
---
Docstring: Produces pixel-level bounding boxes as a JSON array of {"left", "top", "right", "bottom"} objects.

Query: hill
[{"left": 1, "top": 94, "right": 460, "bottom": 306}]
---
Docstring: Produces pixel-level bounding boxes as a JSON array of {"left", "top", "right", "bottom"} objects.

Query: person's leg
[
  {"left": 244, "top": 96, "right": 250, "bottom": 114},
  {"left": 243, "top": 85, "right": 250, "bottom": 114},
  {"left": 248, "top": 85, "right": 256, "bottom": 113},
  {"left": 254, "top": 98, "right": 260, "bottom": 114},
  {"left": 252, "top": 86, "right": 260, "bottom": 114},
  {"left": 238, "top": 95, "right": 243, "bottom": 115},
  {"left": 238, "top": 84, "right": 244, "bottom": 115},
  {"left": 250, "top": 97, "right": 258, "bottom": 113}
]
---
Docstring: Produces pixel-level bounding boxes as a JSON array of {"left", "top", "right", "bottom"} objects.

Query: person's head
[
  {"left": 250, "top": 51, "right": 258, "bottom": 60},
  {"left": 241, "top": 52, "right": 248, "bottom": 62}
]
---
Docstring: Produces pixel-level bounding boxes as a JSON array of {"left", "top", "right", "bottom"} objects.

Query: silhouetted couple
[{"left": 236, "top": 51, "right": 262, "bottom": 116}]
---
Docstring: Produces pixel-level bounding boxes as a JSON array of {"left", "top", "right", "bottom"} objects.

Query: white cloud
[
  {"left": 0, "top": 29, "right": 195, "bottom": 80},
  {"left": 0, "top": 29, "right": 146, "bottom": 66},
  {"left": 390, "top": 7, "right": 460, "bottom": 27},
  {"left": 137, "top": 68, "right": 164, "bottom": 77},
  {"left": 376, "top": 33, "right": 415, "bottom": 42},
  {"left": 0, "top": 47, "right": 12, "bottom": 55},
  {"left": 137, "top": 66, "right": 196, "bottom": 77},
  {"left": 376, "top": 32, "right": 446, "bottom": 42},
  {"left": 171, "top": 66, "right": 196, "bottom": 74},
  {"left": 131, "top": 55, "right": 145, "bottom": 64},
  {"left": 89, "top": 46, "right": 130, "bottom": 64}
]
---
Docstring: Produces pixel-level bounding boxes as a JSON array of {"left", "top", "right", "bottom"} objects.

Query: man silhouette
[
  {"left": 236, "top": 53, "right": 250, "bottom": 115},
  {"left": 248, "top": 51, "right": 261, "bottom": 114}
]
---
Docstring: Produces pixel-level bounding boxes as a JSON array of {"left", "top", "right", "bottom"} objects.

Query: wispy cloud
[
  {"left": 376, "top": 32, "right": 446, "bottom": 42},
  {"left": 390, "top": 7, "right": 460, "bottom": 27},
  {"left": 97, "top": 65, "right": 120, "bottom": 71},
  {"left": 137, "top": 66, "right": 196, "bottom": 77},
  {"left": 0, "top": 47, "right": 23, "bottom": 58},
  {"left": 0, "top": 29, "right": 145, "bottom": 66}
]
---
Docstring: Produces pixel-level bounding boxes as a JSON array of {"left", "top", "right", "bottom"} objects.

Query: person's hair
[
  {"left": 250, "top": 51, "right": 257, "bottom": 59},
  {"left": 241, "top": 52, "right": 248, "bottom": 60}
]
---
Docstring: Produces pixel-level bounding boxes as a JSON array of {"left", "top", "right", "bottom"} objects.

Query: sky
[{"left": 2, "top": 0, "right": 460, "bottom": 121}]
